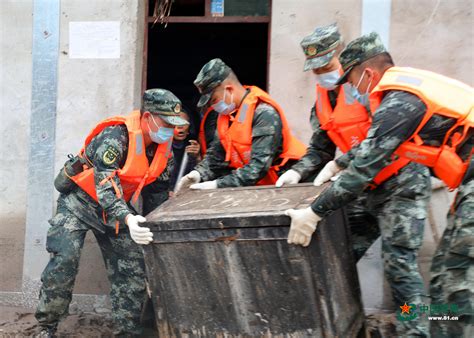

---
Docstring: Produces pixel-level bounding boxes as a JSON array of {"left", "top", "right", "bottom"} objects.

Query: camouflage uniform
[
  {"left": 313, "top": 32, "right": 473, "bottom": 336},
  {"left": 293, "top": 26, "right": 430, "bottom": 337},
  {"left": 430, "top": 163, "right": 473, "bottom": 337},
  {"left": 193, "top": 58, "right": 295, "bottom": 187},
  {"left": 201, "top": 108, "right": 219, "bottom": 148},
  {"left": 35, "top": 89, "right": 186, "bottom": 335}
]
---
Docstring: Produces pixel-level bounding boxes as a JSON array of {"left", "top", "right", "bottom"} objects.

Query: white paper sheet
[{"left": 69, "top": 21, "right": 120, "bottom": 59}]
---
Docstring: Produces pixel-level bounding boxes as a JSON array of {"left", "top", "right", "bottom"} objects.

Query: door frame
[{"left": 141, "top": 0, "right": 272, "bottom": 93}]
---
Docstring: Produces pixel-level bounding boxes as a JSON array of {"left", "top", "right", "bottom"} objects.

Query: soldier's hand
[
  {"left": 285, "top": 207, "right": 321, "bottom": 247},
  {"left": 190, "top": 180, "right": 217, "bottom": 190},
  {"left": 313, "top": 161, "right": 341, "bottom": 186},
  {"left": 185, "top": 140, "right": 201, "bottom": 158},
  {"left": 275, "top": 169, "right": 301, "bottom": 187},
  {"left": 176, "top": 170, "right": 201, "bottom": 193},
  {"left": 125, "top": 214, "right": 153, "bottom": 245}
]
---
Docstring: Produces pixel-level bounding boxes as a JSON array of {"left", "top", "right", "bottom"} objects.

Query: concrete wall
[
  {"left": 0, "top": 0, "right": 145, "bottom": 303},
  {"left": 269, "top": 0, "right": 363, "bottom": 143},
  {"left": 0, "top": 0, "right": 33, "bottom": 292}
]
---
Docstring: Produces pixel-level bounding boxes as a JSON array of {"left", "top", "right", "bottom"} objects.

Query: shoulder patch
[{"left": 102, "top": 146, "right": 120, "bottom": 165}]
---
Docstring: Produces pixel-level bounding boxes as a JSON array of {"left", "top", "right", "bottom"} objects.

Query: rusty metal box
[{"left": 143, "top": 184, "right": 365, "bottom": 337}]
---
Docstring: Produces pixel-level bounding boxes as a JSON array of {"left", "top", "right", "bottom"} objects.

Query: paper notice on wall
[{"left": 69, "top": 21, "right": 120, "bottom": 59}]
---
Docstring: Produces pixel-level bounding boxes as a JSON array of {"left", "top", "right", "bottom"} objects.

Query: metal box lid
[{"left": 146, "top": 183, "right": 324, "bottom": 231}]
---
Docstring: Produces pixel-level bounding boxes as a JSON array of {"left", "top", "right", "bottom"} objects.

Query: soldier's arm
[
  {"left": 216, "top": 105, "right": 282, "bottom": 187},
  {"left": 194, "top": 135, "right": 227, "bottom": 181},
  {"left": 90, "top": 125, "right": 132, "bottom": 224},
  {"left": 141, "top": 154, "right": 174, "bottom": 214},
  {"left": 142, "top": 153, "right": 175, "bottom": 193},
  {"left": 311, "top": 91, "right": 427, "bottom": 217},
  {"left": 291, "top": 106, "right": 336, "bottom": 179}
]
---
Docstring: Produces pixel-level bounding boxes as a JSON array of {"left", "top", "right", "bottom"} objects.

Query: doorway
[{"left": 144, "top": 0, "right": 271, "bottom": 130}]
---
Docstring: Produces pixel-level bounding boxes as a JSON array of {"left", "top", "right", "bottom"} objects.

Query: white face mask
[
  {"left": 315, "top": 69, "right": 340, "bottom": 90},
  {"left": 212, "top": 89, "right": 236, "bottom": 115},
  {"left": 148, "top": 114, "right": 174, "bottom": 144},
  {"left": 354, "top": 69, "right": 373, "bottom": 108}
]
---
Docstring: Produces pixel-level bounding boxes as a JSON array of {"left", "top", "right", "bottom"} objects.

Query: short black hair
[{"left": 361, "top": 52, "right": 394, "bottom": 69}]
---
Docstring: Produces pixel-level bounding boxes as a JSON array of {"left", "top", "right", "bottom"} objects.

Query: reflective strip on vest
[
  {"left": 238, "top": 103, "right": 249, "bottom": 123},
  {"left": 317, "top": 90, "right": 323, "bottom": 114},
  {"left": 135, "top": 134, "right": 143, "bottom": 155},
  {"left": 395, "top": 75, "right": 424, "bottom": 87}
]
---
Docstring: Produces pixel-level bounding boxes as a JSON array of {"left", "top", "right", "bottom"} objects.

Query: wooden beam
[
  {"left": 204, "top": 0, "right": 211, "bottom": 17},
  {"left": 147, "top": 16, "right": 270, "bottom": 24}
]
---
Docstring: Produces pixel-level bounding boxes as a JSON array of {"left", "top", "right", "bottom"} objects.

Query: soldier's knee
[
  {"left": 382, "top": 244, "right": 422, "bottom": 280},
  {"left": 390, "top": 217, "right": 425, "bottom": 250}
]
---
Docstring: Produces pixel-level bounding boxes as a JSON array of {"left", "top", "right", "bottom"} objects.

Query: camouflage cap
[
  {"left": 142, "top": 89, "right": 189, "bottom": 126},
  {"left": 301, "top": 23, "right": 341, "bottom": 72},
  {"left": 194, "top": 58, "right": 232, "bottom": 108},
  {"left": 335, "top": 32, "right": 387, "bottom": 85}
]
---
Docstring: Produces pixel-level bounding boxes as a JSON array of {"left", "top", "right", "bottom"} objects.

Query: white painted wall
[
  {"left": 0, "top": 0, "right": 33, "bottom": 292},
  {"left": 269, "top": 0, "right": 363, "bottom": 143},
  {"left": 0, "top": 0, "right": 145, "bottom": 299}
]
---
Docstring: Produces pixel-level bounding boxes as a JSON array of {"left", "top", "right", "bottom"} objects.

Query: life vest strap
[
  {"left": 371, "top": 157, "right": 411, "bottom": 188},
  {"left": 273, "top": 157, "right": 290, "bottom": 172},
  {"left": 132, "top": 171, "right": 150, "bottom": 204},
  {"left": 99, "top": 171, "right": 122, "bottom": 199}
]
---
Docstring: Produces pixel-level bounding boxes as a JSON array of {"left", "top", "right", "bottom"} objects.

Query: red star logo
[{"left": 400, "top": 302, "right": 412, "bottom": 314}]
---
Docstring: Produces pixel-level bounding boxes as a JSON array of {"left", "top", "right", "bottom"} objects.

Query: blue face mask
[
  {"left": 212, "top": 89, "right": 236, "bottom": 115},
  {"left": 148, "top": 115, "right": 174, "bottom": 144},
  {"left": 315, "top": 68, "right": 340, "bottom": 90},
  {"left": 354, "top": 69, "right": 372, "bottom": 108}
]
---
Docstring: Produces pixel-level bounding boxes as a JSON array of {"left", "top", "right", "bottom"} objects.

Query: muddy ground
[{"left": 0, "top": 306, "right": 395, "bottom": 337}]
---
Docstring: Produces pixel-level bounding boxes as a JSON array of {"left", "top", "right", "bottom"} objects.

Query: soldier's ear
[
  {"left": 224, "top": 84, "right": 234, "bottom": 95},
  {"left": 366, "top": 68, "right": 376, "bottom": 81},
  {"left": 142, "top": 111, "right": 152, "bottom": 120}
]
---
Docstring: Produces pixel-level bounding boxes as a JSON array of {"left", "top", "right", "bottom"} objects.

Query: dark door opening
[{"left": 146, "top": 22, "right": 269, "bottom": 129}]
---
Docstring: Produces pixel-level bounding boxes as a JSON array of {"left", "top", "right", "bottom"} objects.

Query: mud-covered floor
[
  {"left": 0, "top": 306, "right": 117, "bottom": 337},
  {"left": 0, "top": 306, "right": 395, "bottom": 337}
]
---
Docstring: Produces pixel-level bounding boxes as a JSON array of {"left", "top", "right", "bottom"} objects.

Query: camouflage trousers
[
  {"left": 346, "top": 162, "right": 431, "bottom": 336},
  {"left": 430, "top": 178, "right": 474, "bottom": 338},
  {"left": 35, "top": 208, "right": 147, "bottom": 335}
]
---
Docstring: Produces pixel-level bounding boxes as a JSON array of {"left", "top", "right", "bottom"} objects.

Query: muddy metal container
[{"left": 143, "top": 184, "right": 365, "bottom": 337}]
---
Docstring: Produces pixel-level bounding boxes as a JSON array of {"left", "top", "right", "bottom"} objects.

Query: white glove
[
  {"left": 285, "top": 207, "right": 322, "bottom": 247},
  {"left": 125, "top": 214, "right": 153, "bottom": 245},
  {"left": 313, "top": 161, "right": 341, "bottom": 186},
  {"left": 275, "top": 169, "right": 301, "bottom": 187},
  {"left": 190, "top": 180, "right": 218, "bottom": 190},
  {"left": 176, "top": 170, "right": 201, "bottom": 193}
]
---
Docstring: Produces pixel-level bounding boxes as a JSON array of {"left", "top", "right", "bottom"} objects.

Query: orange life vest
[
  {"left": 198, "top": 107, "right": 213, "bottom": 156},
  {"left": 217, "top": 86, "right": 307, "bottom": 185},
  {"left": 316, "top": 83, "right": 411, "bottom": 185},
  {"left": 370, "top": 67, "right": 474, "bottom": 189},
  {"left": 71, "top": 111, "right": 171, "bottom": 204}
]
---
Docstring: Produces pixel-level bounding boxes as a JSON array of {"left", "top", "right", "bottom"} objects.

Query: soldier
[
  {"left": 285, "top": 32, "right": 473, "bottom": 337},
  {"left": 198, "top": 107, "right": 218, "bottom": 157},
  {"left": 276, "top": 24, "right": 431, "bottom": 336},
  {"left": 35, "top": 89, "right": 188, "bottom": 337},
  {"left": 176, "top": 58, "right": 306, "bottom": 191}
]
